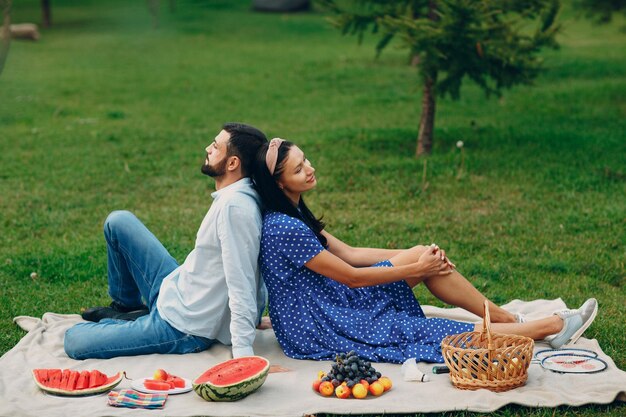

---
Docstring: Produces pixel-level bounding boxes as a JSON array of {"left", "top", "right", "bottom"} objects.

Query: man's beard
[{"left": 201, "top": 155, "right": 227, "bottom": 177}]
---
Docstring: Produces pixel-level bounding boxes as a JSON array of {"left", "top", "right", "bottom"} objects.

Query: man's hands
[
  {"left": 268, "top": 365, "right": 291, "bottom": 373},
  {"left": 416, "top": 244, "right": 455, "bottom": 277},
  {"left": 256, "top": 316, "right": 272, "bottom": 330}
]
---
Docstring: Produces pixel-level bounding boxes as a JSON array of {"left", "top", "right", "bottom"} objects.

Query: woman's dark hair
[
  {"left": 252, "top": 141, "right": 327, "bottom": 247},
  {"left": 222, "top": 122, "right": 268, "bottom": 176}
]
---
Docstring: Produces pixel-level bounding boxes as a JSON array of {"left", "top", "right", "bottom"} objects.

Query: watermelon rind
[
  {"left": 32, "top": 370, "right": 124, "bottom": 396},
  {"left": 192, "top": 356, "right": 270, "bottom": 402}
]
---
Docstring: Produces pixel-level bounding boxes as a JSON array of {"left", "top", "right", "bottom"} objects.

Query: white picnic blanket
[{"left": 0, "top": 299, "right": 624, "bottom": 417}]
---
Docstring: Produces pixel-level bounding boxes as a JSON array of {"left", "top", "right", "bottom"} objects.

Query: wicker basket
[{"left": 441, "top": 300, "right": 534, "bottom": 392}]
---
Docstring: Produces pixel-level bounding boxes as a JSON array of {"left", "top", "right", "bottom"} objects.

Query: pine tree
[{"left": 318, "top": 0, "right": 560, "bottom": 156}]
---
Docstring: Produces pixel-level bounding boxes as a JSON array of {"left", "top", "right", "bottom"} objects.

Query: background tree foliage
[
  {"left": 318, "top": 0, "right": 561, "bottom": 157},
  {"left": 576, "top": 0, "right": 626, "bottom": 23}
]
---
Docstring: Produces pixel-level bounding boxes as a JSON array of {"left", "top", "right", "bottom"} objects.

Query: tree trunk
[
  {"left": 416, "top": 0, "right": 439, "bottom": 157},
  {"left": 147, "top": 0, "right": 159, "bottom": 29},
  {"left": 416, "top": 74, "right": 437, "bottom": 157},
  {"left": 41, "top": 0, "right": 51, "bottom": 28},
  {"left": 0, "top": 0, "right": 11, "bottom": 77},
  {"left": 410, "top": 54, "right": 420, "bottom": 67}
]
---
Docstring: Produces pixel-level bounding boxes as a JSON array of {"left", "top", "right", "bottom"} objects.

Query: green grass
[{"left": 1, "top": 0, "right": 625, "bottom": 415}]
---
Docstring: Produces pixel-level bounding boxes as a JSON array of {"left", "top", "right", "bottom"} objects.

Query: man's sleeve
[{"left": 217, "top": 203, "right": 261, "bottom": 358}]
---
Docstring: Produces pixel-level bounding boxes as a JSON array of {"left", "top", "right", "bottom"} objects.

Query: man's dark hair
[{"left": 223, "top": 122, "right": 268, "bottom": 176}]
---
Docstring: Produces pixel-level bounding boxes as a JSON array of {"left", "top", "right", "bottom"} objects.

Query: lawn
[{"left": 0, "top": 0, "right": 624, "bottom": 415}]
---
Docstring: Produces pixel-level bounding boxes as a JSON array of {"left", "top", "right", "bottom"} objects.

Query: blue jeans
[{"left": 64, "top": 211, "right": 214, "bottom": 359}]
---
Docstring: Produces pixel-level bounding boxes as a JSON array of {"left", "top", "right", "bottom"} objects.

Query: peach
[
  {"left": 368, "top": 381, "right": 384, "bottom": 396},
  {"left": 359, "top": 379, "right": 370, "bottom": 391},
  {"left": 335, "top": 384, "right": 350, "bottom": 399},
  {"left": 153, "top": 369, "right": 169, "bottom": 381},
  {"left": 352, "top": 383, "right": 368, "bottom": 399},
  {"left": 378, "top": 376, "right": 392, "bottom": 391},
  {"left": 318, "top": 381, "right": 334, "bottom": 397},
  {"left": 312, "top": 379, "right": 322, "bottom": 392}
]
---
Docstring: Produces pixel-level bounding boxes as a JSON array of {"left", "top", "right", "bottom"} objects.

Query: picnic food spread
[
  {"left": 192, "top": 356, "right": 270, "bottom": 402},
  {"left": 312, "top": 351, "right": 393, "bottom": 399},
  {"left": 32, "top": 369, "right": 123, "bottom": 396},
  {"left": 30, "top": 347, "right": 608, "bottom": 411}
]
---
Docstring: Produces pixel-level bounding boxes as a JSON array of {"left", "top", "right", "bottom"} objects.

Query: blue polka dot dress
[{"left": 260, "top": 211, "right": 475, "bottom": 364}]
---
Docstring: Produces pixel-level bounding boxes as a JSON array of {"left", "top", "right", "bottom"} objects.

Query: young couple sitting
[{"left": 64, "top": 123, "right": 598, "bottom": 364}]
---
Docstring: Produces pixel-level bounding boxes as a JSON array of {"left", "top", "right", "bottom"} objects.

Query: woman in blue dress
[{"left": 251, "top": 138, "right": 598, "bottom": 364}]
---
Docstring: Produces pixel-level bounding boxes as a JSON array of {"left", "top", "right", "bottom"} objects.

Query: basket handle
[{"left": 482, "top": 300, "right": 495, "bottom": 360}]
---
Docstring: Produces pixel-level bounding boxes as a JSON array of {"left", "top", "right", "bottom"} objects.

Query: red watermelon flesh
[
  {"left": 98, "top": 371, "right": 108, "bottom": 386},
  {"left": 144, "top": 379, "right": 171, "bottom": 391},
  {"left": 75, "top": 370, "right": 90, "bottom": 390},
  {"left": 89, "top": 370, "right": 107, "bottom": 388},
  {"left": 197, "top": 356, "right": 269, "bottom": 386},
  {"left": 170, "top": 376, "right": 186, "bottom": 388},
  {"left": 67, "top": 371, "right": 79, "bottom": 391},
  {"left": 34, "top": 369, "right": 48, "bottom": 382},
  {"left": 60, "top": 369, "right": 71, "bottom": 390},
  {"left": 49, "top": 369, "right": 62, "bottom": 388}
]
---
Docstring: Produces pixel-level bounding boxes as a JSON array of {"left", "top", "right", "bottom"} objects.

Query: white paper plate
[
  {"left": 540, "top": 354, "right": 607, "bottom": 374},
  {"left": 534, "top": 348, "right": 598, "bottom": 362},
  {"left": 131, "top": 377, "right": 193, "bottom": 394}
]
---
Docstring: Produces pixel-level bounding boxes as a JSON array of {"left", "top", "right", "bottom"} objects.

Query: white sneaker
[
  {"left": 515, "top": 313, "right": 527, "bottom": 324},
  {"left": 549, "top": 298, "right": 598, "bottom": 349}
]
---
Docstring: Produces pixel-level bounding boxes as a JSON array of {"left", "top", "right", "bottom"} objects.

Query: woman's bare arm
[
  {"left": 322, "top": 230, "right": 403, "bottom": 267},
  {"left": 304, "top": 246, "right": 451, "bottom": 288}
]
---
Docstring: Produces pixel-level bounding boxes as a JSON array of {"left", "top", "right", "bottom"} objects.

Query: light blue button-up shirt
[{"left": 157, "top": 178, "right": 267, "bottom": 357}]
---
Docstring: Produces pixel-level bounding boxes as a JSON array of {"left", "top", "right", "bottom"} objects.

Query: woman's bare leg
[
  {"left": 422, "top": 270, "right": 518, "bottom": 323},
  {"left": 389, "top": 246, "right": 517, "bottom": 323},
  {"left": 476, "top": 316, "right": 563, "bottom": 340}
]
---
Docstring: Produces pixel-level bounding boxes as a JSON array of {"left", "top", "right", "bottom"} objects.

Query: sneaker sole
[
  {"left": 567, "top": 298, "right": 598, "bottom": 345},
  {"left": 81, "top": 307, "right": 149, "bottom": 322}
]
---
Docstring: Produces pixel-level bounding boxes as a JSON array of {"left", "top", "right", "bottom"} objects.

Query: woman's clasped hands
[{"left": 415, "top": 243, "right": 456, "bottom": 277}]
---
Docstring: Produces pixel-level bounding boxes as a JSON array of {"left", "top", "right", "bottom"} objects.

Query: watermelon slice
[
  {"left": 170, "top": 376, "right": 186, "bottom": 388},
  {"left": 192, "top": 356, "right": 270, "bottom": 402},
  {"left": 67, "top": 371, "right": 79, "bottom": 391},
  {"left": 34, "top": 369, "right": 49, "bottom": 382},
  {"left": 143, "top": 379, "right": 171, "bottom": 391},
  {"left": 48, "top": 369, "right": 62, "bottom": 388},
  {"left": 88, "top": 370, "right": 107, "bottom": 388},
  {"left": 75, "top": 370, "right": 90, "bottom": 390},
  {"left": 59, "top": 369, "right": 71, "bottom": 390},
  {"left": 33, "top": 369, "right": 124, "bottom": 396}
]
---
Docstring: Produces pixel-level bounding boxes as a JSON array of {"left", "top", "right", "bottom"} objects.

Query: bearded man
[{"left": 64, "top": 123, "right": 269, "bottom": 359}]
